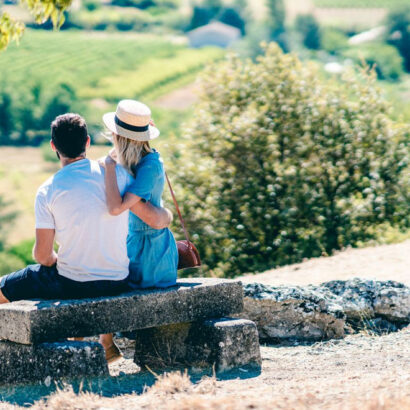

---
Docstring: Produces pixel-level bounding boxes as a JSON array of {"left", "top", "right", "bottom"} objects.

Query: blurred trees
[
  {"left": 0, "top": 83, "right": 79, "bottom": 146},
  {"left": 169, "top": 44, "right": 410, "bottom": 277},
  {"left": 295, "top": 14, "right": 321, "bottom": 50},
  {"left": 0, "top": 197, "right": 17, "bottom": 252},
  {"left": 266, "top": 0, "right": 287, "bottom": 51},
  {"left": 343, "top": 43, "right": 404, "bottom": 81},
  {"left": 188, "top": 0, "right": 246, "bottom": 34},
  {"left": 386, "top": 5, "right": 410, "bottom": 72}
]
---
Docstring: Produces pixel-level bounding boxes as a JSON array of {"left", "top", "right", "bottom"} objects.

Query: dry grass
[
  {"left": 1, "top": 328, "right": 407, "bottom": 410},
  {"left": 14, "top": 373, "right": 410, "bottom": 410}
]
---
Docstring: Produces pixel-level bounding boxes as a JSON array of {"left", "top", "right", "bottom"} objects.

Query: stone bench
[{"left": 0, "top": 278, "right": 261, "bottom": 385}]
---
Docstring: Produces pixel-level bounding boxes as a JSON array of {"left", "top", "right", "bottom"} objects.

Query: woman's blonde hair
[{"left": 113, "top": 133, "right": 152, "bottom": 177}]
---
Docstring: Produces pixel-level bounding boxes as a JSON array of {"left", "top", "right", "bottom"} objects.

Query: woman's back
[
  {"left": 126, "top": 149, "right": 178, "bottom": 289},
  {"left": 128, "top": 150, "right": 165, "bottom": 232}
]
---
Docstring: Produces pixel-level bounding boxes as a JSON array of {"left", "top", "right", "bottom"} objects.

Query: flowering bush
[{"left": 168, "top": 44, "right": 410, "bottom": 277}]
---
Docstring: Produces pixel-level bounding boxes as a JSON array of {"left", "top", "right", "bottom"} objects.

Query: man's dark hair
[{"left": 51, "top": 113, "right": 88, "bottom": 158}]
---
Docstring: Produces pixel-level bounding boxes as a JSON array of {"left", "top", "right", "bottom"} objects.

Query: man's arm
[
  {"left": 130, "top": 202, "right": 173, "bottom": 230},
  {"left": 33, "top": 229, "right": 57, "bottom": 267}
]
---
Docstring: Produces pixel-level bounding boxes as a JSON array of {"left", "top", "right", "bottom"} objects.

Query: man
[{"left": 0, "top": 113, "right": 171, "bottom": 305}]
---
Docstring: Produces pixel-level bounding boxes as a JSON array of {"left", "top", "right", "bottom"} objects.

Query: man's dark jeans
[{"left": 0, "top": 263, "right": 129, "bottom": 302}]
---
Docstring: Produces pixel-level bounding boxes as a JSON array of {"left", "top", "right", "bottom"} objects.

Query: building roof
[{"left": 187, "top": 21, "right": 242, "bottom": 38}]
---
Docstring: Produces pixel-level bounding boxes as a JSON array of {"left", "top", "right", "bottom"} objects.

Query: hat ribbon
[{"left": 115, "top": 116, "right": 149, "bottom": 132}]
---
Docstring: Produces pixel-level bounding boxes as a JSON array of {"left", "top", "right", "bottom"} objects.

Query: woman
[{"left": 100, "top": 99, "right": 178, "bottom": 362}]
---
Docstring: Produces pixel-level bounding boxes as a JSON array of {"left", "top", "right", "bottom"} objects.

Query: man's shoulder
[{"left": 36, "top": 175, "right": 55, "bottom": 197}]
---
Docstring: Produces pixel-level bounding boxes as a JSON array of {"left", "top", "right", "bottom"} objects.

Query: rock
[
  {"left": 134, "top": 318, "right": 261, "bottom": 373},
  {"left": 240, "top": 283, "right": 346, "bottom": 342},
  {"left": 364, "top": 318, "right": 398, "bottom": 334},
  {"left": 241, "top": 279, "right": 410, "bottom": 343},
  {"left": 0, "top": 341, "right": 108, "bottom": 385},
  {"left": 0, "top": 278, "right": 243, "bottom": 344},
  {"left": 322, "top": 279, "right": 376, "bottom": 322},
  {"left": 373, "top": 285, "right": 410, "bottom": 324},
  {"left": 323, "top": 279, "right": 410, "bottom": 325}
]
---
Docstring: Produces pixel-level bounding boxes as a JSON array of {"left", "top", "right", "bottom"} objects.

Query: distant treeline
[
  {"left": 25, "top": 0, "right": 247, "bottom": 36},
  {"left": 0, "top": 83, "right": 79, "bottom": 146}
]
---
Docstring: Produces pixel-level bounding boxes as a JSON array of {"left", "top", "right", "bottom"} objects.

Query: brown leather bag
[{"left": 166, "top": 173, "right": 201, "bottom": 270}]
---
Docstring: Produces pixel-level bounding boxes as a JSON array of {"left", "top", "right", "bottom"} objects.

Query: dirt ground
[
  {"left": 0, "top": 242, "right": 409, "bottom": 409},
  {"left": 240, "top": 240, "right": 410, "bottom": 286},
  {"left": 4, "top": 327, "right": 407, "bottom": 409}
]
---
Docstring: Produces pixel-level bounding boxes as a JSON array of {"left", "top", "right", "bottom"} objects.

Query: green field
[
  {"left": 0, "top": 29, "right": 224, "bottom": 141},
  {"left": 0, "top": 29, "right": 223, "bottom": 102},
  {"left": 314, "top": 0, "right": 408, "bottom": 8}
]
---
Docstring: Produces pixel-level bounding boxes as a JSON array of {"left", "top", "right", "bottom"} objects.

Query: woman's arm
[
  {"left": 104, "top": 156, "right": 141, "bottom": 216},
  {"left": 131, "top": 202, "right": 173, "bottom": 229}
]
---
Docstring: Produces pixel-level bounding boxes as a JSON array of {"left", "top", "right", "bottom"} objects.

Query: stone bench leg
[
  {"left": 0, "top": 341, "right": 108, "bottom": 385},
  {"left": 133, "top": 318, "right": 261, "bottom": 372}
]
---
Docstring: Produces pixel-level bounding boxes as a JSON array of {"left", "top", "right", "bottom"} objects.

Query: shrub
[
  {"left": 321, "top": 28, "right": 348, "bottom": 55},
  {"left": 7, "top": 239, "right": 35, "bottom": 265},
  {"left": 169, "top": 44, "right": 410, "bottom": 277},
  {"left": 0, "top": 252, "right": 25, "bottom": 277},
  {"left": 343, "top": 43, "right": 404, "bottom": 81},
  {"left": 0, "top": 90, "right": 13, "bottom": 145},
  {"left": 111, "top": 0, "right": 155, "bottom": 8},
  {"left": 83, "top": 0, "right": 101, "bottom": 11},
  {"left": 295, "top": 14, "right": 321, "bottom": 50},
  {"left": 41, "top": 140, "right": 59, "bottom": 163},
  {"left": 0, "top": 196, "right": 17, "bottom": 252},
  {"left": 386, "top": 5, "right": 410, "bottom": 72},
  {"left": 69, "top": 9, "right": 153, "bottom": 31}
]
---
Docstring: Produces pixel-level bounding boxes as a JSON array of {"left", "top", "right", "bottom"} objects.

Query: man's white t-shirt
[{"left": 35, "top": 158, "right": 133, "bottom": 282}]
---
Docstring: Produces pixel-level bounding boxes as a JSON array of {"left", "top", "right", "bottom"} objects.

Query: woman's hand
[
  {"left": 108, "top": 148, "right": 118, "bottom": 162},
  {"left": 98, "top": 153, "right": 116, "bottom": 169},
  {"left": 104, "top": 154, "right": 117, "bottom": 168}
]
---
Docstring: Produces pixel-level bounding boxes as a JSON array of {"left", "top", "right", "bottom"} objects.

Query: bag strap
[{"left": 165, "top": 172, "right": 192, "bottom": 246}]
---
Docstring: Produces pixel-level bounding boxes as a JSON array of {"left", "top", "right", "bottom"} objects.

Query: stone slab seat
[{"left": 0, "top": 278, "right": 244, "bottom": 345}]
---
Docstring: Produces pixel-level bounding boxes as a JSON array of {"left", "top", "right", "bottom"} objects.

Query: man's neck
[{"left": 60, "top": 154, "right": 87, "bottom": 168}]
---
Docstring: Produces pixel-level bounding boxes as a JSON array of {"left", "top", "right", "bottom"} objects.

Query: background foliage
[
  {"left": 1, "top": 0, "right": 410, "bottom": 279},
  {"left": 169, "top": 44, "right": 410, "bottom": 277}
]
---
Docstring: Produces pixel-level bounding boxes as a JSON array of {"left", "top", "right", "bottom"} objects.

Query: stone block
[
  {"left": 133, "top": 317, "right": 261, "bottom": 372},
  {"left": 0, "top": 278, "right": 243, "bottom": 344},
  {"left": 240, "top": 283, "right": 346, "bottom": 342},
  {"left": 0, "top": 341, "right": 108, "bottom": 385}
]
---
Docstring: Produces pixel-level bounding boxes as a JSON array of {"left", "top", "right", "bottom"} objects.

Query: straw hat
[{"left": 103, "top": 99, "right": 160, "bottom": 142}]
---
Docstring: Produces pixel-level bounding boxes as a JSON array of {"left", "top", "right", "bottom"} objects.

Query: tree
[
  {"left": 295, "top": 14, "right": 321, "bottom": 50},
  {"left": 169, "top": 44, "right": 410, "bottom": 277},
  {"left": 386, "top": 5, "right": 410, "bottom": 72},
  {"left": 219, "top": 7, "right": 246, "bottom": 35},
  {"left": 266, "top": 0, "right": 287, "bottom": 51},
  {"left": 0, "top": 0, "right": 73, "bottom": 51},
  {"left": 0, "top": 91, "right": 14, "bottom": 145}
]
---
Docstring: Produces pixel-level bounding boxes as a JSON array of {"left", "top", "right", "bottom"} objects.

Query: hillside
[{"left": 240, "top": 240, "right": 410, "bottom": 286}]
